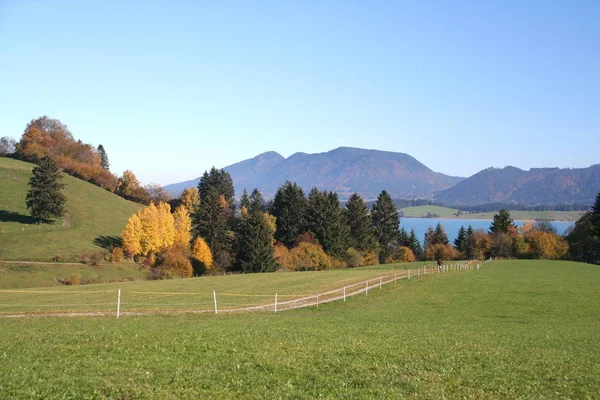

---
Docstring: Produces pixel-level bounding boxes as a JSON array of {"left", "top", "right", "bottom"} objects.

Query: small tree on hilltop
[
  {"left": 26, "top": 156, "right": 67, "bottom": 222},
  {"left": 98, "top": 144, "right": 110, "bottom": 170}
]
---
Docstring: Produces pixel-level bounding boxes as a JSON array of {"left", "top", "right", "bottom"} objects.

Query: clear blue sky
[{"left": 1, "top": 0, "right": 598, "bottom": 185}]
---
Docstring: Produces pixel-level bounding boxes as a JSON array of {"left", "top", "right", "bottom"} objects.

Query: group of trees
[
  {"left": 2, "top": 116, "right": 169, "bottom": 208},
  {"left": 567, "top": 193, "right": 600, "bottom": 263}
]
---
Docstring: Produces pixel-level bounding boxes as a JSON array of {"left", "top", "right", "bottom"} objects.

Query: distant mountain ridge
[
  {"left": 165, "top": 147, "right": 464, "bottom": 200},
  {"left": 436, "top": 164, "right": 600, "bottom": 206}
]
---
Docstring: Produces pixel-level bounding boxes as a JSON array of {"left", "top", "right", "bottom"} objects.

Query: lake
[{"left": 400, "top": 218, "right": 575, "bottom": 245}]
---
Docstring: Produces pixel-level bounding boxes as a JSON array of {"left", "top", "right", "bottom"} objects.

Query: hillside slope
[
  {"left": 165, "top": 147, "right": 464, "bottom": 200},
  {"left": 0, "top": 157, "right": 142, "bottom": 261},
  {"left": 436, "top": 165, "right": 600, "bottom": 206}
]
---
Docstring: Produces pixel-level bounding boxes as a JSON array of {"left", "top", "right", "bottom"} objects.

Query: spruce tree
[
  {"left": 249, "top": 188, "right": 265, "bottom": 214},
  {"left": 240, "top": 189, "right": 250, "bottom": 210},
  {"left": 236, "top": 211, "right": 277, "bottom": 273},
  {"left": 26, "top": 156, "right": 67, "bottom": 222},
  {"left": 371, "top": 190, "right": 400, "bottom": 262},
  {"left": 464, "top": 225, "right": 475, "bottom": 259},
  {"left": 434, "top": 222, "right": 449, "bottom": 245},
  {"left": 489, "top": 209, "right": 515, "bottom": 234},
  {"left": 399, "top": 227, "right": 409, "bottom": 247},
  {"left": 271, "top": 181, "right": 308, "bottom": 247},
  {"left": 198, "top": 167, "right": 235, "bottom": 213},
  {"left": 98, "top": 144, "right": 110, "bottom": 170},
  {"left": 591, "top": 192, "right": 600, "bottom": 237},
  {"left": 345, "top": 193, "right": 376, "bottom": 251},
  {"left": 408, "top": 228, "right": 422, "bottom": 258},
  {"left": 454, "top": 226, "right": 466, "bottom": 252},
  {"left": 306, "top": 189, "right": 347, "bottom": 257}
]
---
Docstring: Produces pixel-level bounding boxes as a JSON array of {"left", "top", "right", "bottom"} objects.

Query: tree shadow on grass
[
  {"left": 0, "top": 210, "right": 38, "bottom": 224},
  {"left": 93, "top": 235, "right": 122, "bottom": 250}
]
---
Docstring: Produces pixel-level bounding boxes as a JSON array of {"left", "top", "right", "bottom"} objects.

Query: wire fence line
[{"left": 0, "top": 260, "right": 491, "bottom": 318}]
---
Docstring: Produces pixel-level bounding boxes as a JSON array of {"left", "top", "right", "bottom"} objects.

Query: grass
[
  {"left": 0, "top": 262, "right": 148, "bottom": 289},
  {"left": 0, "top": 261, "right": 434, "bottom": 314},
  {"left": 0, "top": 260, "right": 599, "bottom": 398},
  {"left": 0, "top": 157, "right": 142, "bottom": 261},
  {"left": 447, "top": 210, "right": 585, "bottom": 221},
  {"left": 399, "top": 205, "right": 459, "bottom": 218}
]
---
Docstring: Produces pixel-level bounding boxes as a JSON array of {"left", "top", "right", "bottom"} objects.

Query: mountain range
[{"left": 165, "top": 147, "right": 600, "bottom": 206}]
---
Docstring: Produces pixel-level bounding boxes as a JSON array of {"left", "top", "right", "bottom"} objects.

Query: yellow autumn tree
[
  {"left": 173, "top": 205, "right": 192, "bottom": 247},
  {"left": 138, "top": 202, "right": 161, "bottom": 255},
  {"left": 180, "top": 187, "right": 200, "bottom": 215},
  {"left": 192, "top": 237, "right": 213, "bottom": 271},
  {"left": 156, "top": 202, "right": 175, "bottom": 251},
  {"left": 121, "top": 214, "right": 142, "bottom": 257},
  {"left": 263, "top": 212, "right": 277, "bottom": 245}
]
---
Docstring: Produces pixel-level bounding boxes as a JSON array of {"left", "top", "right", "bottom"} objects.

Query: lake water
[{"left": 400, "top": 218, "right": 575, "bottom": 245}]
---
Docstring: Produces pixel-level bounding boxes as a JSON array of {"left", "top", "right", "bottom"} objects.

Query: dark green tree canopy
[
  {"left": 424, "top": 222, "right": 449, "bottom": 247},
  {"left": 240, "top": 189, "right": 250, "bottom": 210},
  {"left": 26, "top": 156, "right": 67, "bottom": 222},
  {"left": 97, "top": 144, "right": 109, "bottom": 170},
  {"left": 198, "top": 167, "right": 235, "bottom": 212},
  {"left": 489, "top": 209, "right": 516, "bottom": 234},
  {"left": 371, "top": 190, "right": 400, "bottom": 261},
  {"left": 454, "top": 226, "right": 466, "bottom": 252},
  {"left": 271, "top": 181, "right": 308, "bottom": 247},
  {"left": 249, "top": 188, "right": 265, "bottom": 214},
  {"left": 235, "top": 211, "right": 277, "bottom": 273},
  {"left": 345, "top": 193, "right": 376, "bottom": 251},
  {"left": 591, "top": 192, "right": 600, "bottom": 237},
  {"left": 567, "top": 212, "right": 600, "bottom": 263},
  {"left": 408, "top": 228, "right": 422, "bottom": 258},
  {"left": 306, "top": 188, "right": 348, "bottom": 257}
]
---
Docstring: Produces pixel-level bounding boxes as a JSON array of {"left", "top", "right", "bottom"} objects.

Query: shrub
[
  {"left": 345, "top": 248, "right": 363, "bottom": 268},
  {"left": 290, "top": 242, "right": 332, "bottom": 271},
  {"left": 53, "top": 254, "right": 63, "bottom": 262},
  {"left": 361, "top": 251, "right": 379, "bottom": 266},
  {"left": 112, "top": 247, "right": 124, "bottom": 263},
  {"left": 89, "top": 251, "right": 106, "bottom": 266},
  {"left": 424, "top": 244, "right": 460, "bottom": 261},
  {"left": 191, "top": 237, "right": 213, "bottom": 272},
  {"left": 158, "top": 249, "right": 193, "bottom": 279},
  {"left": 66, "top": 273, "right": 81, "bottom": 285}
]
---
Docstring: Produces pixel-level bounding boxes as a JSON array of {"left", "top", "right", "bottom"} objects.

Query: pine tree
[
  {"left": 271, "top": 181, "right": 308, "bottom": 247},
  {"left": 240, "top": 189, "right": 250, "bottom": 210},
  {"left": 198, "top": 167, "right": 235, "bottom": 213},
  {"left": 371, "top": 190, "right": 400, "bottom": 262},
  {"left": 98, "top": 144, "right": 110, "bottom": 170},
  {"left": 590, "top": 192, "right": 600, "bottom": 237},
  {"left": 408, "top": 228, "right": 422, "bottom": 258},
  {"left": 464, "top": 225, "right": 475, "bottom": 259},
  {"left": 434, "top": 222, "right": 449, "bottom": 245},
  {"left": 399, "top": 227, "right": 409, "bottom": 247},
  {"left": 26, "top": 156, "right": 67, "bottom": 222},
  {"left": 249, "top": 188, "right": 265, "bottom": 214},
  {"left": 236, "top": 211, "right": 278, "bottom": 273},
  {"left": 454, "top": 226, "right": 466, "bottom": 252},
  {"left": 489, "top": 209, "right": 516, "bottom": 234},
  {"left": 345, "top": 193, "right": 376, "bottom": 251},
  {"left": 306, "top": 189, "right": 348, "bottom": 257}
]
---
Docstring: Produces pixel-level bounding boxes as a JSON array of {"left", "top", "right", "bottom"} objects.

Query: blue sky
[{"left": 1, "top": 0, "right": 598, "bottom": 185}]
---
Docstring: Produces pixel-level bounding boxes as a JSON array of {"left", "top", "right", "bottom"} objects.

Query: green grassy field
[
  {"left": 399, "top": 205, "right": 459, "bottom": 218},
  {"left": 0, "top": 157, "right": 142, "bottom": 261},
  {"left": 0, "top": 260, "right": 598, "bottom": 398},
  {"left": 0, "top": 262, "right": 148, "bottom": 289},
  {"left": 447, "top": 210, "right": 585, "bottom": 221}
]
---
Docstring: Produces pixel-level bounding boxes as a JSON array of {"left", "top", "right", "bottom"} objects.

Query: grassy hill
[
  {"left": 0, "top": 157, "right": 142, "bottom": 261},
  {"left": 0, "top": 260, "right": 598, "bottom": 398},
  {"left": 399, "top": 204, "right": 584, "bottom": 221},
  {"left": 399, "top": 205, "right": 459, "bottom": 217}
]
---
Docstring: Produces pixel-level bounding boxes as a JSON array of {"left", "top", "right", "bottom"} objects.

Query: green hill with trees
[{"left": 0, "top": 157, "right": 142, "bottom": 261}]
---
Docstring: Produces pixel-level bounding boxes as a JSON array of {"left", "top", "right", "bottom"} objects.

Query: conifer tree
[
  {"left": 399, "top": 227, "right": 409, "bottom": 247},
  {"left": 236, "top": 210, "right": 278, "bottom": 273},
  {"left": 240, "top": 189, "right": 250, "bottom": 210},
  {"left": 454, "top": 226, "right": 466, "bottom": 252},
  {"left": 345, "top": 193, "right": 376, "bottom": 251},
  {"left": 98, "top": 144, "right": 110, "bottom": 170},
  {"left": 591, "top": 192, "right": 600, "bottom": 237},
  {"left": 489, "top": 209, "right": 516, "bottom": 234},
  {"left": 434, "top": 222, "right": 449, "bottom": 245},
  {"left": 306, "top": 189, "right": 348, "bottom": 257},
  {"left": 26, "top": 156, "right": 67, "bottom": 222},
  {"left": 371, "top": 190, "right": 400, "bottom": 262},
  {"left": 249, "top": 188, "right": 265, "bottom": 214},
  {"left": 271, "top": 181, "right": 308, "bottom": 247},
  {"left": 464, "top": 225, "right": 475, "bottom": 259},
  {"left": 408, "top": 228, "right": 422, "bottom": 258}
]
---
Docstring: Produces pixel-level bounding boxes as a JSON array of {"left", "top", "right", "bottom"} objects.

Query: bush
[
  {"left": 89, "top": 251, "right": 106, "bottom": 266},
  {"left": 53, "top": 254, "right": 63, "bottom": 262},
  {"left": 424, "top": 244, "right": 460, "bottom": 261},
  {"left": 345, "top": 248, "right": 363, "bottom": 268},
  {"left": 61, "top": 273, "right": 81, "bottom": 285},
  {"left": 154, "top": 249, "right": 193, "bottom": 279},
  {"left": 112, "top": 247, "right": 124, "bottom": 263},
  {"left": 361, "top": 251, "right": 379, "bottom": 266}
]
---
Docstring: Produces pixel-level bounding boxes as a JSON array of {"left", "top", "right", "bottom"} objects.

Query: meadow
[
  {"left": 398, "top": 204, "right": 583, "bottom": 221},
  {"left": 1, "top": 259, "right": 598, "bottom": 399},
  {"left": 0, "top": 157, "right": 142, "bottom": 261}
]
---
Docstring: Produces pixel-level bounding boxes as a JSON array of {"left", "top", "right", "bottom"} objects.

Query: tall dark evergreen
[
  {"left": 454, "top": 226, "right": 466, "bottom": 252},
  {"left": 194, "top": 168, "right": 235, "bottom": 256},
  {"left": 26, "top": 156, "right": 67, "bottom": 222},
  {"left": 240, "top": 189, "right": 250, "bottom": 210},
  {"left": 236, "top": 211, "right": 277, "bottom": 273},
  {"left": 371, "top": 190, "right": 400, "bottom": 262},
  {"left": 306, "top": 189, "right": 348, "bottom": 257},
  {"left": 489, "top": 209, "right": 516, "bottom": 234},
  {"left": 463, "top": 225, "right": 475, "bottom": 259},
  {"left": 399, "top": 227, "right": 409, "bottom": 247},
  {"left": 345, "top": 193, "right": 376, "bottom": 251},
  {"left": 408, "top": 228, "right": 422, "bottom": 258},
  {"left": 567, "top": 212, "right": 600, "bottom": 263},
  {"left": 249, "top": 188, "right": 265, "bottom": 214},
  {"left": 434, "top": 222, "right": 449, "bottom": 245},
  {"left": 591, "top": 192, "right": 600, "bottom": 237},
  {"left": 97, "top": 144, "right": 110, "bottom": 170},
  {"left": 271, "top": 181, "right": 308, "bottom": 247}
]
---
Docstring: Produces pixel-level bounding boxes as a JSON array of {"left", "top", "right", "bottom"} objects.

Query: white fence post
[
  {"left": 213, "top": 291, "right": 218, "bottom": 315},
  {"left": 366, "top": 281, "right": 369, "bottom": 296},
  {"left": 418, "top": 267, "right": 420, "bottom": 277},
  {"left": 316, "top": 294, "right": 319, "bottom": 308},
  {"left": 343, "top": 286, "right": 346, "bottom": 302},
  {"left": 408, "top": 269, "right": 411, "bottom": 279},
  {"left": 275, "top": 293, "right": 278, "bottom": 313},
  {"left": 379, "top": 277, "right": 382, "bottom": 289},
  {"left": 116, "top": 289, "right": 121, "bottom": 319},
  {"left": 395, "top": 271, "right": 397, "bottom": 283}
]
